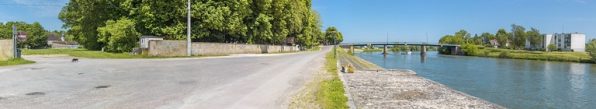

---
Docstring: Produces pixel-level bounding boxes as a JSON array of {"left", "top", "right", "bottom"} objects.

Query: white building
[
  {"left": 525, "top": 33, "right": 585, "bottom": 51},
  {"left": 140, "top": 36, "right": 164, "bottom": 48}
]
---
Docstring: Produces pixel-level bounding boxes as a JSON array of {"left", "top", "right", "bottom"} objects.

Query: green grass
[
  {"left": 0, "top": 58, "right": 35, "bottom": 66},
  {"left": 22, "top": 49, "right": 207, "bottom": 59},
  {"left": 361, "top": 48, "right": 383, "bottom": 52},
  {"left": 316, "top": 46, "right": 349, "bottom": 109},
  {"left": 476, "top": 48, "right": 594, "bottom": 63},
  {"left": 306, "top": 46, "right": 322, "bottom": 51}
]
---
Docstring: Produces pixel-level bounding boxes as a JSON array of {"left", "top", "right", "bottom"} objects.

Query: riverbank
[
  {"left": 337, "top": 48, "right": 504, "bottom": 108},
  {"left": 472, "top": 48, "right": 594, "bottom": 63}
]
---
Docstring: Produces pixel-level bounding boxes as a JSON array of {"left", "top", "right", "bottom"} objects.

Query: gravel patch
[{"left": 341, "top": 70, "right": 505, "bottom": 109}]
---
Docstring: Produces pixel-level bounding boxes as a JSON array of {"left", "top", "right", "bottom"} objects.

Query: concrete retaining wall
[
  {"left": 149, "top": 40, "right": 299, "bottom": 56},
  {"left": 0, "top": 39, "right": 14, "bottom": 61}
]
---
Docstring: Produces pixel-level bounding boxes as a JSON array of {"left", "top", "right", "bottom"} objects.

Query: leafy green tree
[
  {"left": 481, "top": 32, "right": 495, "bottom": 45},
  {"left": 511, "top": 24, "right": 526, "bottom": 48},
  {"left": 526, "top": 27, "right": 542, "bottom": 49},
  {"left": 496, "top": 29, "right": 508, "bottom": 47},
  {"left": 587, "top": 40, "right": 596, "bottom": 61},
  {"left": 547, "top": 44, "right": 557, "bottom": 51},
  {"left": 97, "top": 18, "right": 141, "bottom": 53},
  {"left": 325, "top": 26, "right": 343, "bottom": 44},
  {"left": 1, "top": 21, "right": 48, "bottom": 48},
  {"left": 461, "top": 44, "right": 479, "bottom": 56}
]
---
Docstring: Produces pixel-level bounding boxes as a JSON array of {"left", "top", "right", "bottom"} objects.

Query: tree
[
  {"left": 455, "top": 29, "right": 471, "bottom": 44},
  {"left": 547, "top": 44, "right": 557, "bottom": 52},
  {"left": 481, "top": 32, "right": 495, "bottom": 45},
  {"left": 587, "top": 40, "right": 596, "bottom": 61},
  {"left": 97, "top": 18, "right": 141, "bottom": 53},
  {"left": 496, "top": 29, "right": 508, "bottom": 47},
  {"left": 511, "top": 24, "right": 526, "bottom": 48},
  {"left": 325, "top": 26, "right": 343, "bottom": 44},
  {"left": 461, "top": 44, "right": 479, "bottom": 56},
  {"left": 472, "top": 34, "right": 482, "bottom": 45},
  {"left": 526, "top": 27, "right": 542, "bottom": 49},
  {"left": 1, "top": 21, "right": 48, "bottom": 48}
]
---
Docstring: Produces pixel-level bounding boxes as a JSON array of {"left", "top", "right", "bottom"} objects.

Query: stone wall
[
  {"left": 0, "top": 39, "right": 14, "bottom": 61},
  {"left": 149, "top": 40, "right": 299, "bottom": 56},
  {"left": 148, "top": 40, "right": 187, "bottom": 56}
]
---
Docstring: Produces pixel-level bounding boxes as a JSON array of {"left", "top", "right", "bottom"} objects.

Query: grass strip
[
  {"left": 316, "top": 46, "right": 349, "bottom": 109},
  {"left": 0, "top": 58, "right": 35, "bottom": 67},
  {"left": 22, "top": 49, "right": 208, "bottom": 59}
]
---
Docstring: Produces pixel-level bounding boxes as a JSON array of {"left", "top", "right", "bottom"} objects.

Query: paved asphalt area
[{"left": 0, "top": 46, "right": 332, "bottom": 109}]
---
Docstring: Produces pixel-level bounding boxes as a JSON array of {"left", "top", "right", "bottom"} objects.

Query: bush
[
  {"left": 483, "top": 50, "right": 490, "bottom": 57},
  {"left": 571, "top": 49, "right": 574, "bottom": 52},
  {"left": 97, "top": 18, "right": 140, "bottom": 53},
  {"left": 547, "top": 44, "right": 556, "bottom": 51},
  {"left": 477, "top": 45, "right": 486, "bottom": 49},
  {"left": 499, "top": 51, "right": 509, "bottom": 58},
  {"left": 461, "top": 44, "right": 479, "bottom": 56},
  {"left": 587, "top": 40, "right": 596, "bottom": 62},
  {"left": 438, "top": 47, "right": 451, "bottom": 54}
]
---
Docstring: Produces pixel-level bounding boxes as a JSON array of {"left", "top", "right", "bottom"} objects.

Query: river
[{"left": 355, "top": 51, "right": 596, "bottom": 109}]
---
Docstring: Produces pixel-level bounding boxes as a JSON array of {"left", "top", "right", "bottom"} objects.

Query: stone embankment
[{"left": 337, "top": 49, "right": 505, "bottom": 109}]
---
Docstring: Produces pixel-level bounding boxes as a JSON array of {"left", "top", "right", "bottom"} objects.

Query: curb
[{"left": 337, "top": 60, "right": 359, "bottom": 109}]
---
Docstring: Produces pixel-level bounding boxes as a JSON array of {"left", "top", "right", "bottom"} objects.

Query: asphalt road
[{"left": 0, "top": 46, "right": 332, "bottom": 109}]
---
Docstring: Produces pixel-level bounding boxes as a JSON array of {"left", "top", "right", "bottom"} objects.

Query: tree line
[
  {"left": 59, "top": 0, "right": 342, "bottom": 52},
  {"left": 438, "top": 24, "right": 542, "bottom": 54},
  {"left": 438, "top": 24, "right": 542, "bottom": 48},
  {"left": 0, "top": 22, "right": 69, "bottom": 48}
]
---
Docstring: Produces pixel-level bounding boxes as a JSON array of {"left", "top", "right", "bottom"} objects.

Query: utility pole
[
  {"left": 426, "top": 33, "right": 428, "bottom": 44},
  {"left": 387, "top": 33, "right": 388, "bottom": 45},
  {"left": 334, "top": 31, "right": 337, "bottom": 58},
  {"left": 187, "top": 0, "right": 191, "bottom": 56},
  {"left": 12, "top": 25, "right": 16, "bottom": 58}
]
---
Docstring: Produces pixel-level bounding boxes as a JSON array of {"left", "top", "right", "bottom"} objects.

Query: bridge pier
[
  {"left": 350, "top": 46, "right": 354, "bottom": 55},
  {"left": 421, "top": 45, "right": 426, "bottom": 55},
  {"left": 383, "top": 45, "right": 388, "bottom": 54}
]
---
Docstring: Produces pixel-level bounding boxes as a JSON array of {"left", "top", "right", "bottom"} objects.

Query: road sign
[{"left": 17, "top": 31, "right": 27, "bottom": 42}]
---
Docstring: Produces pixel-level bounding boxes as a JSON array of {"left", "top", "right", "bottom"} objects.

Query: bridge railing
[{"left": 339, "top": 42, "right": 460, "bottom": 46}]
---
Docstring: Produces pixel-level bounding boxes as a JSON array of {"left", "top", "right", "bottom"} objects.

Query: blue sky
[
  {"left": 1, "top": 0, "right": 594, "bottom": 43},
  {"left": 312, "top": 0, "right": 596, "bottom": 43}
]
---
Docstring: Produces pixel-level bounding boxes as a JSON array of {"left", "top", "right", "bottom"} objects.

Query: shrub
[
  {"left": 97, "top": 18, "right": 140, "bottom": 53},
  {"left": 461, "top": 44, "right": 479, "bottom": 56},
  {"left": 571, "top": 49, "right": 574, "bottom": 52},
  {"left": 483, "top": 50, "right": 490, "bottom": 57},
  {"left": 499, "top": 51, "right": 509, "bottom": 58},
  {"left": 438, "top": 47, "right": 451, "bottom": 54},
  {"left": 477, "top": 45, "right": 486, "bottom": 49},
  {"left": 587, "top": 40, "right": 596, "bottom": 62}
]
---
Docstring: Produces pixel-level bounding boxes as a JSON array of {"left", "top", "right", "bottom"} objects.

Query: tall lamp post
[
  {"left": 186, "top": 0, "right": 191, "bottom": 56},
  {"left": 333, "top": 31, "right": 337, "bottom": 58}
]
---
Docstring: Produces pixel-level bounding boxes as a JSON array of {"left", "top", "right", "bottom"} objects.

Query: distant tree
[
  {"left": 547, "top": 44, "right": 557, "bottom": 52},
  {"left": 325, "top": 27, "right": 343, "bottom": 45},
  {"left": 586, "top": 40, "right": 596, "bottom": 61},
  {"left": 511, "top": 24, "right": 526, "bottom": 48},
  {"left": 496, "top": 29, "right": 508, "bottom": 47},
  {"left": 461, "top": 44, "right": 479, "bottom": 56},
  {"left": 481, "top": 32, "right": 495, "bottom": 44},
  {"left": 455, "top": 29, "right": 471, "bottom": 44},
  {"left": 526, "top": 27, "right": 542, "bottom": 49}
]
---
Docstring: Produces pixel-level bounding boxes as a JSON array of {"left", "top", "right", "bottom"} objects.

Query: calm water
[{"left": 355, "top": 51, "right": 596, "bottom": 109}]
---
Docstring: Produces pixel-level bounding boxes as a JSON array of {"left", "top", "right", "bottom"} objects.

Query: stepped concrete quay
[{"left": 337, "top": 49, "right": 505, "bottom": 109}]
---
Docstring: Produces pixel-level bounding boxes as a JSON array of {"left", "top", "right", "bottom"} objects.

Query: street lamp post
[{"left": 333, "top": 31, "right": 337, "bottom": 58}]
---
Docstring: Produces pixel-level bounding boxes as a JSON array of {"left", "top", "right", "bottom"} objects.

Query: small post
[{"left": 333, "top": 31, "right": 337, "bottom": 58}]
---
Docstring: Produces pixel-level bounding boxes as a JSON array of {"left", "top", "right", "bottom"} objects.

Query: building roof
[
  {"left": 140, "top": 35, "right": 163, "bottom": 39},
  {"left": 47, "top": 34, "right": 60, "bottom": 41}
]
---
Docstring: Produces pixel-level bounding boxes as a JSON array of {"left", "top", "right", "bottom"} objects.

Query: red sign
[{"left": 17, "top": 31, "right": 27, "bottom": 42}]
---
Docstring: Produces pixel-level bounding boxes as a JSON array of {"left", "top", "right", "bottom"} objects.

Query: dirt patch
[
  {"left": 95, "top": 85, "right": 111, "bottom": 89},
  {"left": 394, "top": 90, "right": 427, "bottom": 100},
  {"left": 26, "top": 92, "right": 45, "bottom": 96}
]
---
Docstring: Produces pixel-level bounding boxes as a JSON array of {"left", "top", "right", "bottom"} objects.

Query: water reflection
[
  {"left": 420, "top": 54, "right": 426, "bottom": 63},
  {"left": 354, "top": 51, "right": 596, "bottom": 109}
]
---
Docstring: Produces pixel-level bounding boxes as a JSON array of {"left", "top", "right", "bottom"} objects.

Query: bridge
[{"left": 339, "top": 42, "right": 463, "bottom": 55}]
